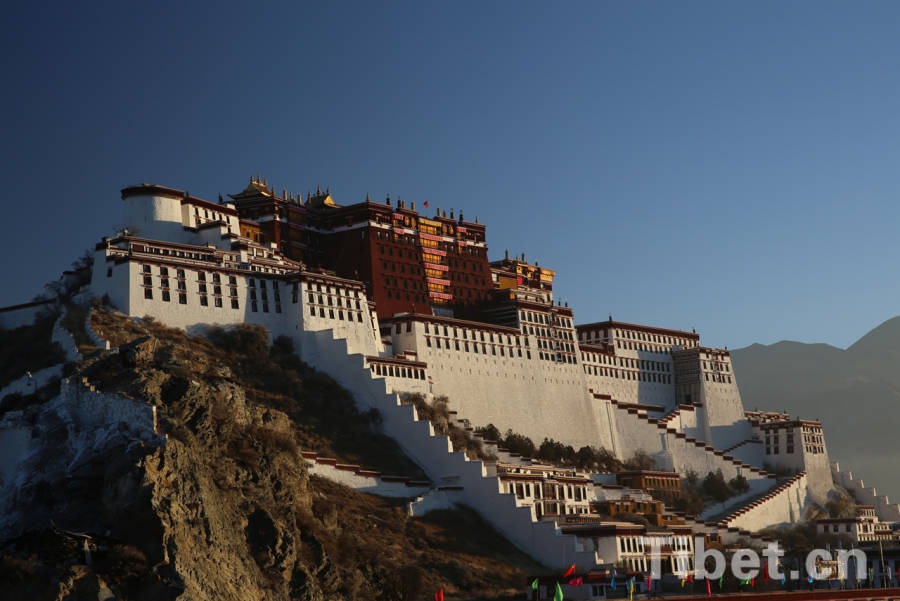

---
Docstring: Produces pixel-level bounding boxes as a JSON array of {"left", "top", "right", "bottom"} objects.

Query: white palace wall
[
  {"left": 389, "top": 320, "right": 616, "bottom": 451},
  {"left": 700, "top": 376, "right": 752, "bottom": 449}
]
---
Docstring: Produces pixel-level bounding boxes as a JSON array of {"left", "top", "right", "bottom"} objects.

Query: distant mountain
[{"left": 731, "top": 317, "right": 900, "bottom": 501}]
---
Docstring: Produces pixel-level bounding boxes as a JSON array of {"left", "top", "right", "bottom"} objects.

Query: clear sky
[{"left": 3, "top": 1, "right": 900, "bottom": 350}]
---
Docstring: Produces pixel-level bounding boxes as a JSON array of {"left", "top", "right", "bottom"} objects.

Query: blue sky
[{"left": 3, "top": 1, "right": 900, "bottom": 350}]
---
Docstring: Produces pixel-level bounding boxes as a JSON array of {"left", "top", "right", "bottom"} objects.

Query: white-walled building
[{"left": 67, "top": 180, "right": 844, "bottom": 523}]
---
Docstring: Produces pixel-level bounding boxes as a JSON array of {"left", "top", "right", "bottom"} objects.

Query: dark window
[
  {"left": 144, "top": 288, "right": 153, "bottom": 299},
  {"left": 162, "top": 290, "right": 170, "bottom": 302},
  {"left": 178, "top": 293, "right": 187, "bottom": 304},
  {"left": 200, "top": 295, "right": 208, "bottom": 306},
  {"left": 231, "top": 299, "right": 239, "bottom": 309}
]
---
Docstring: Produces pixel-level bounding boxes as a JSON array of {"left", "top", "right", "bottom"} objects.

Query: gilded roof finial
[
  {"left": 325, "top": 187, "right": 330, "bottom": 196},
  {"left": 366, "top": 192, "right": 370, "bottom": 202},
  {"left": 505, "top": 249, "right": 509, "bottom": 260},
  {"left": 450, "top": 209, "right": 454, "bottom": 219},
  {"left": 317, "top": 186, "right": 321, "bottom": 195},
  {"left": 386, "top": 194, "right": 391, "bottom": 206}
]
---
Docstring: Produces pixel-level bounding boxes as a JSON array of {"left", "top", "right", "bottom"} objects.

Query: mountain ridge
[{"left": 732, "top": 313, "right": 900, "bottom": 500}]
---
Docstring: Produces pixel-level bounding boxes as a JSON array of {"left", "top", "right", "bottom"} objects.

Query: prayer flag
[
  {"left": 562, "top": 564, "right": 576, "bottom": 579},
  {"left": 706, "top": 577, "right": 711, "bottom": 597},
  {"left": 554, "top": 582, "right": 564, "bottom": 601},
  {"left": 435, "top": 589, "right": 444, "bottom": 601},
  {"left": 531, "top": 578, "right": 538, "bottom": 591}
]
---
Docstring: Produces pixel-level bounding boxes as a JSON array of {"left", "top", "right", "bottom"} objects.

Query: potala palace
[{"left": 3, "top": 177, "right": 898, "bottom": 586}]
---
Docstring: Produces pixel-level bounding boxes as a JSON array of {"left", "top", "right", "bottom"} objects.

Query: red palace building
[{"left": 228, "top": 176, "right": 494, "bottom": 319}]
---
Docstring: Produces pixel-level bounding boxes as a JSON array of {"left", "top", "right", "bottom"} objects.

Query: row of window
[
  {"left": 584, "top": 365, "right": 674, "bottom": 383},
  {"left": 581, "top": 352, "right": 672, "bottom": 373},
  {"left": 420, "top": 322, "right": 521, "bottom": 346},
  {"left": 703, "top": 360, "right": 731, "bottom": 372},
  {"left": 141, "top": 285, "right": 282, "bottom": 313},
  {"left": 538, "top": 351, "right": 577, "bottom": 364},
  {"left": 704, "top": 373, "right": 733, "bottom": 383},
  {"left": 425, "top": 336, "right": 528, "bottom": 359},
  {"left": 308, "top": 292, "right": 362, "bottom": 311},
  {"left": 505, "top": 480, "right": 588, "bottom": 502},
  {"left": 617, "top": 328, "right": 695, "bottom": 346},
  {"left": 309, "top": 305, "right": 365, "bottom": 323},
  {"left": 523, "top": 324, "right": 575, "bottom": 342},
  {"left": 520, "top": 310, "right": 574, "bottom": 329},
  {"left": 369, "top": 362, "right": 426, "bottom": 380}
]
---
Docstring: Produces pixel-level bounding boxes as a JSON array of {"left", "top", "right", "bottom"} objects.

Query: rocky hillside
[
  {"left": 0, "top": 307, "right": 544, "bottom": 600},
  {"left": 731, "top": 315, "right": 900, "bottom": 500}
]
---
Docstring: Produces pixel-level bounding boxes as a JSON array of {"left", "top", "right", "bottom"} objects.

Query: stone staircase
[
  {"left": 716, "top": 472, "right": 808, "bottom": 531},
  {"left": 300, "top": 450, "right": 431, "bottom": 498},
  {"left": 604, "top": 396, "right": 775, "bottom": 482},
  {"left": 721, "top": 438, "right": 762, "bottom": 455},
  {"left": 831, "top": 462, "right": 900, "bottom": 522},
  {"left": 300, "top": 328, "right": 597, "bottom": 569}
]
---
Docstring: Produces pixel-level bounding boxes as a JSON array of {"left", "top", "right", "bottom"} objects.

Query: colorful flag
[
  {"left": 554, "top": 582, "right": 564, "bottom": 601},
  {"left": 781, "top": 573, "right": 786, "bottom": 586},
  {"left": 751, "top": 577, "right": 755, "bottom": 587},
  {"left": 568, "top": 577, "right": 583, "bottom": 587},
  {"left": 688, "top": 573, "right": 694, "bottom": 584},
  {"left": 435, "top": 589, "right": 444, "bottom": 601},
  {"left": 647, "top": 574, "right": 652, "bottom": 593},
  {"left": 706, "top": 577, "right": 712, "bottom": 597},
  {"left": 562, "top": 564, "right": 576, "bottom": 579},
  {"left": 611, "top": 573, "right": 616, "bottom": 590},
  {"left": 764, "top": 563, "right": 769, "bottom": 582},
  {"left": 719, "top": 575, "right": 723, "bottom": 589},
  {"left": 531, "top": 578, "right": 538, "bottom": 591},
  {"left": 680, "top": 578, "right": 686, "bottom": 588},
  {"left": 628, "top": 577, "right": 634, "bottom": 601}
]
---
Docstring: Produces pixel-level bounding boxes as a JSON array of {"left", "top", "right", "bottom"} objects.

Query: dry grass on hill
[
  {"left": 88, "top": 306, "right": 426, "bottom": 479},
  {"left": 308, "top": 475, "right": 545, "bottom": 600}
]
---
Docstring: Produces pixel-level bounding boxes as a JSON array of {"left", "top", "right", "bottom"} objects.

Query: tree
[
  {"left": 825, "top": 491, "right": 856, "bottom": 518},
  {"left": 729, "top": 473, "right": 750, "bottom": 494},
  {"left": 623, "top": 449, "right": 656, "bottom": 471},
  {"left": 502, "top": 429, "right": 536, "bottom": 458},
  {"left": 702, "top": 469, "right": 732, "bottom": 503},
  {"left": 383, "top": 565, "right": 424, "bottom": 601},
  {"left": 476, "top": 423, "right": 502, "bottom": 442}
]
